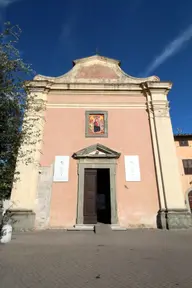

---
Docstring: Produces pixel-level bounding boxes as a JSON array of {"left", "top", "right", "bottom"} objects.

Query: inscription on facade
[{"left": 124, "top": 155, "right": 141, "bottom": 182}]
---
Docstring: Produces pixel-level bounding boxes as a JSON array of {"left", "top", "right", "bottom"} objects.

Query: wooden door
[{"left": 83, "top": 169, "right": 97, "bottom": 224}]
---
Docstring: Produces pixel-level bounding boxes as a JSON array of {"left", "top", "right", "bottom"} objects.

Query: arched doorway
[{"left": 186, "top": 189, "right": 192, "bottom": 213}]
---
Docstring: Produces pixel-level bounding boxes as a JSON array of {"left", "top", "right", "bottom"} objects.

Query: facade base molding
[
  {"left": 70, "top": 225, "right": 95, "bottom": 231},
  {"left": 9, "top": 209, "right": 35, "bottom": 231},
  {"left": 110, "top": 224, "right": 127, "bottom": 231},
  {"left": 157, "top": 209, "right": 192, "bottom": 230},
  {"left": 68, "top": 224, "right": 127, "bottom": 232}
]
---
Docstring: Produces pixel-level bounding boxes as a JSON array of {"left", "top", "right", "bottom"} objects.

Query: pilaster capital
[
  {"left": 152, "top": 101, "right": 170, "bottom": 118},
  {"left": 141, "top": 81, "right": 172, "bottom": 100},
  {"left": 145, "top": 81, "right": 172, "bottom": 93},
  {"left": 153, "top": 106, "right": 170, "bottom": 118},
  {"left": 26, "top": 80, "right": 52, "bottom": 95},
  {"left": 147, "top": 101, "right": 170, "bottom": 118}
]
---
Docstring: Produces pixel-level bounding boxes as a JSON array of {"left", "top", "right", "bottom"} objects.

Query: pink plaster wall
[
  {"left": 40, "top": 97, "right": 159, "bottom": 228},
  {"left": 76, "top": 64, "right": 119, "bottom": 79}
]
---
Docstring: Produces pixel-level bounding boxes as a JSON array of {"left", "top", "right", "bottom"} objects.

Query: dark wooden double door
[{"left": 83, "top": 168, "right": 111, "bottom": 224}]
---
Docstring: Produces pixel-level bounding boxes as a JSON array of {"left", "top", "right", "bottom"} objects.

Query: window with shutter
[
  {"left": 179, "top": 140, "right": 189, "bottom": 147},
  {"left": 182, "top": 159, "right": 192, "bottom": 175}
]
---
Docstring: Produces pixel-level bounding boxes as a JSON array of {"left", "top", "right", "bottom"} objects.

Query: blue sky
[{"left": 0, "top": 0, "right": 192, "bottom": 133}]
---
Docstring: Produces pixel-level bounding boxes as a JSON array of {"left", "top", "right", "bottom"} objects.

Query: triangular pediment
[
  {"left": 72, "top": 143, "right": 121, "bottom": 159},
  {"left": 34, "top": 55, "right": 160, "bottom": 84}
]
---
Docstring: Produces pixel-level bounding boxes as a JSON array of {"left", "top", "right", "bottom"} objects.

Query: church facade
[{"left": 10, "top": 55, "right": 192, "bottom": 230}]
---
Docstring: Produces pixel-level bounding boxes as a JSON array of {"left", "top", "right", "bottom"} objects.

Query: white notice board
[
  {"left": 124, "top": 155, "right": 141, "bottom": 182},
  {"left": 53, "top": 156, "right": 70, "bottom": 182}
]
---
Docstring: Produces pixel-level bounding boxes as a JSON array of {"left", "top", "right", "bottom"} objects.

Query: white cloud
[
  {"left": 0, "top": 0, "right": 20, "bottom": 8},
  {"left": 143, "top": 24, "right": 192, "bottom": 76},
  {"left": 59, "top": 22, "right": 72, "bottom": 42}
]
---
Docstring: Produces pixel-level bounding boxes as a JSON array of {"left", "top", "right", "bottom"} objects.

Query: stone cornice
[
  {"left": 27, "top": 81, "right": 172, "bottom": 97},
  {"left": 26, "top": 55, "right": 173, "bottom": 95},
  {"left": 47, "top": 90, "right": 144, "bottom": 96},
  {"left": 46, "top": 103, "right": 147, "bottom": 109},
  {"left": 141, "top": 81, "right": 172, "bottom": 96},
  {"left": 27, "top": 81, "right": 152, "bottom": 92},
  {"left": 146, "top": 81, "right": 172, "bottom": 89}
]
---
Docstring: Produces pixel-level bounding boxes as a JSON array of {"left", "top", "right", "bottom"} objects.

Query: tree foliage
[{"left": 0, "top": 23, "right": 45, "bottom": 201}]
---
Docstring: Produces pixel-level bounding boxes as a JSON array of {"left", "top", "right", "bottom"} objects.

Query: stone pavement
[{"left": 0, "top": 229, "right": 192, "bottom": 288}]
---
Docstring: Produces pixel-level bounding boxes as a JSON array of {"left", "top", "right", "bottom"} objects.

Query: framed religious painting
[{"left": 85, "top": 111, "right": 108, "bottom": 138}]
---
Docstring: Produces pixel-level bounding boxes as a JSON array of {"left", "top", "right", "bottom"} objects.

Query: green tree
[{"left": 0, "top": 22, "right": 44, "bottom": 202}]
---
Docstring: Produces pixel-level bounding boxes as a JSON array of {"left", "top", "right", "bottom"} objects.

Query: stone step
[{"left": 94, "top": 224, "right": 112, "bottom": 234}]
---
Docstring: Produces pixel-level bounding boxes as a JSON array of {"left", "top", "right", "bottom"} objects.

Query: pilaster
[
  {"left": 146, "top": 82, "right": 192, "bottom": 229},
  {"left": 10, "top": 88, "right": 47, "bottom": 229}
]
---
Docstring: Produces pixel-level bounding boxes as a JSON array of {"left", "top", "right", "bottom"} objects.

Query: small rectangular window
[
  {"left": 179, "top": 140, "right": 189, "bottom": 147},
  {"left": 182, "top": 159, "right": 192, "bottom": 175}
]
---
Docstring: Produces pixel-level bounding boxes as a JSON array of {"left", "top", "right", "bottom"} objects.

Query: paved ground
[{"left": 0, "top": 229, "right": 192, "bottom": 288}]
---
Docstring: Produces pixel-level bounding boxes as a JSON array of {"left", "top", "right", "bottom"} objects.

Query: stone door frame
[{"left": 76, "top": 158, "right": 118, "bottom": 226}]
